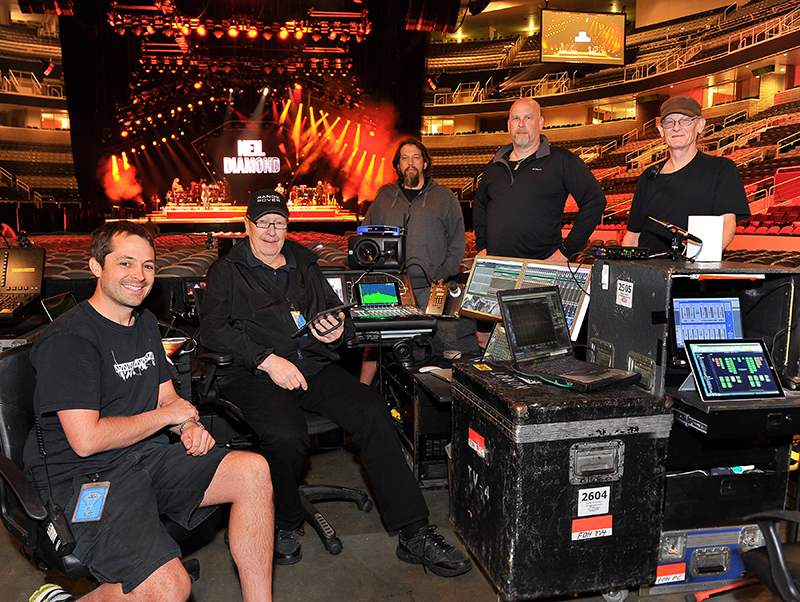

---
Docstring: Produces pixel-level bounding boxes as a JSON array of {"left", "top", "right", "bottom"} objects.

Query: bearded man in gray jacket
[{"left": 363, "top": 138, "right": 465, "bottom": 307}]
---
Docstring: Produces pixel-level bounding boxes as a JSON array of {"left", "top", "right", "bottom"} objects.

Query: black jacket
[
  {"left": 473, "top": 136, "right": 606, "bottom": 259},
  {"left": 199, "top": 238, "right": 351, "bottom": 377}
]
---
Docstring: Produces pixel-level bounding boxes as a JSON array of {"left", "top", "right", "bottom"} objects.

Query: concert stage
[{"left": 121, "top": 203, "right": 359, "bottom": 234}]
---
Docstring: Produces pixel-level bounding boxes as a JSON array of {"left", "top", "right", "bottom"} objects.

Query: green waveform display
[{"left": 358, "top": 282, "right": 399, "bottom": 305}]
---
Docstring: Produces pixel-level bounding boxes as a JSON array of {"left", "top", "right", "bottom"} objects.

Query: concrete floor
[{"left": 2, "top": 445, "right": 784, "bottom": 602}]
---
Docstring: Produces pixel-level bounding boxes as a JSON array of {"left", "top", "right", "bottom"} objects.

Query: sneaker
[
  {"left": 274, "top": 528, "right": 302, "bottom": 565},
  {"left": 29, "top": 584, "right": 76, "bottom": 602},
  {"left": 396, "top": 525, "right": 473, "bottom": 577}
]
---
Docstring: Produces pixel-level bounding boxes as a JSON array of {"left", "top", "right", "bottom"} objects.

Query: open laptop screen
[
  {"left": 498, "top": 287, "right": 572, "bottom": 363},
  {"left": 685, "top": 339, "right": 784, "bottom": 402}
]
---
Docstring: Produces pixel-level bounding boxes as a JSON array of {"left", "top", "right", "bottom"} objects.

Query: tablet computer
[
  {"left": 291, "top": 302, "right": 356, "bottom": 338},
  {"left": 684, "top": 339, "right": 785, "bottom": 402}
]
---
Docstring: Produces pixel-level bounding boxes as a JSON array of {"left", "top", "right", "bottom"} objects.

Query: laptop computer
[
  {"left": 41, "top": 291, "right": 77, "bottom": 322},
  {"left": 682, "top": 339, "right": 785, "bottom": 402},
  {"left": 497, "top": 286, "right": 640, "bottom": 392}
]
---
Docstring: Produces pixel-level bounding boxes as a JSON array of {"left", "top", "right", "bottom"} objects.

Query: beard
[{"left": 403, "top": 167, "right": 421, "bottom": 189}]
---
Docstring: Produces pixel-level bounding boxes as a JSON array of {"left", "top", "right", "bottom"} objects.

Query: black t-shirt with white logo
[{"left": 23, "top": 301, "right": 174, "bottom": 487}]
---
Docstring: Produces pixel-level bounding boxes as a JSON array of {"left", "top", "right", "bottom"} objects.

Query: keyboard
[
  {"left": 0, "top": 292, "right": 39, "bottom": 324},
  {"left": 350, "top": 304, "right": 437, "bottom": 336},
  {"left": 530, "top": 356, "right": 610, "bottom": 377},
  {"left": 350, "top": 305, "right": 429, "bottom": 319}
]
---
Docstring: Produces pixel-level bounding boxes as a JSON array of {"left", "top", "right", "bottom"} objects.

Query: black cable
[
  {"left": 0, "top": 233, "right": 9, "bottom": 248},
  {"left": 565, "top": 253, "right": 592, "bottom": 296},
  {"left": 744, "top": 281, "right": 792, "bottom": 315},
  {"left": 771, "top": 317, "right": 800, "bottom": 359}
]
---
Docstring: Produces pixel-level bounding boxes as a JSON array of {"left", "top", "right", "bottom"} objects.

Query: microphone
[
  {"left": 648, "top": 216, "right": 703, "bottom": 245},
  {"left": 647, "top": 164, "right": 661, "bottom": 180}
]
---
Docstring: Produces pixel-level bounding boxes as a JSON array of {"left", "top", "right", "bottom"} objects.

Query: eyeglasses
[
  {"left": 661, "top": 116, "right": 697, "bottom": 129},
  {"left": 251, "top": 218, "right": 288, "bottom": 230}
]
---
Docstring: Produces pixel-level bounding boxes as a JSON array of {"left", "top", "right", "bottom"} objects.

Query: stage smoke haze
[{"left": 98, "top": 155, "right": 143, "bottom": 202}]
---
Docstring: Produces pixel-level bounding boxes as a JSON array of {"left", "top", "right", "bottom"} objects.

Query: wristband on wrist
[{"left": 179, "top": 419, "right": 204, "bottom": 435}]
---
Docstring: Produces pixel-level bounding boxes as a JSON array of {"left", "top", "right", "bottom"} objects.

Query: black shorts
[{"left": 47, "top": 436, "right": 229, "bottom": 594}]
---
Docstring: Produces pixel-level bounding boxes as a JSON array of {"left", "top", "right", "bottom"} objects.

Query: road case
[{"left": 450, "top": 360, "right": 672, "bottom": 601}]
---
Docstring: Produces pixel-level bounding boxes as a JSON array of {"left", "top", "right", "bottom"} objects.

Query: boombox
[{"left": 347, "top": 234, "right": 405, "bottom": 270}]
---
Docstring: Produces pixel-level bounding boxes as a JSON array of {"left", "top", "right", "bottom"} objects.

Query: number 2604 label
[{"left": 577, "top": 486, "right": 609, "bottom": 517}]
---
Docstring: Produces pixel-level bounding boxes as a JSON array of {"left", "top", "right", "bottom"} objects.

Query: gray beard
[{"left": 403, "top": 169, "right": 421, "bottom": 189}]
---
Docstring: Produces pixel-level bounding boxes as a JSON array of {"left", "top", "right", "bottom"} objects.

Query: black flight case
[{"left": 450, "top": 361, "right": 673, "bottom": 601}]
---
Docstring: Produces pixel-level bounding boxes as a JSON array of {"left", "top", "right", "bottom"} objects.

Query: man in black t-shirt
[
  {"left": 623, "top": 96, "right": 750, "bottom": 254},
  {"left": 23, "top": 221, "right": 273, "bottom": 602}
]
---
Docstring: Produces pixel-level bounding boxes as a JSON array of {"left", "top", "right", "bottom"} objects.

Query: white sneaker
[{"left": 29, "top": 584, "right": 75, "bottom": 602}]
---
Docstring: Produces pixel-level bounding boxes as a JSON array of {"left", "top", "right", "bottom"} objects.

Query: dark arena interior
[{"left": 3, "top": 1, "right": 800, "bottom": 601}]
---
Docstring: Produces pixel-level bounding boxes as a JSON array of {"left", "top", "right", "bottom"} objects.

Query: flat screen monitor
[
  {"left": 672, "top": 296, "right": 743, "bottom": 349},
  {"left": 541, "top": 9, "right": 626, "bottom": 66},
  {"left": 326, "top": 275, "right": 346, "bottom": 303},
  {"left": 684, "top": 339, "right": 784, "bottom": 402},
  {"left": 355, "top": 281, "right": 401, "bottom": 307}
]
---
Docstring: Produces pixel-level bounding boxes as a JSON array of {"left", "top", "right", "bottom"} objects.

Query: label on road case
[
  {"left": 616, "top": 279, "right": 633, "bottom": 308},
  {"left": 577, "top": 486, "right": 610, "bottom": 517},
  {"left": 468, "top": 427, "right": 486, "bottom": 458},
  {"left": 655, "top": 563, "right": 686, "bottom": 584},
  {"left": 571, "top": 514, "right": 612, "bottom": 541}
]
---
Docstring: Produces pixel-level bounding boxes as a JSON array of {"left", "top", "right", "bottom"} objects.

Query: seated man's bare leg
[
  {"left": 200, "top": 450, "right": 274, "bottom": 602},
  {"left": 79, "top": 558, "right": 192, "bottom": 602}
]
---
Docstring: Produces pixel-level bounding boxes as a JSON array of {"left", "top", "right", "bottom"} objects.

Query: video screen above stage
[{"left": 541, "top": 9, "right": 625, "bottom": 66}]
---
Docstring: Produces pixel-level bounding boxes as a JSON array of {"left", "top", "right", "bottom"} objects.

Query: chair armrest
[
  {"left": 744, "top": 510, "right": 800, "bottom": 525},
  {"left": 199, "top": 352, "right": 233, "bottom": 368},
  {"left": 744, "top": 509, "right": 800, "bottom": 602},
  {"left": 0, "top": 455, "right": 47, "bottom": 521}
]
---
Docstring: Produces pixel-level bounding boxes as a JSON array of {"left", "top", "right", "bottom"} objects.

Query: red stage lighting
[
  {"left": 279, "top": 28, "right": 289, "bottom": 39},
  {"left": 329, "top": 31, "right": 337, "bottom": 40},
  {"left": 247, "top": 28, "right": 258, "bottom": 38},
  {"left": 146, "top": 25, "right": 155, "bottom": 35},
  {"left": 196, "top": 24, "right": 207, "bottom": 36},
  {"left": 294, "top": 29, "right": 304, "bottom": 40},
  {"left": 121, "top": 130, "right": 129, "bottom": 138},
  {"left": 193, "top": 81, "right": 202, "bottom": 89},
  {"left": 180, "top": 24, "right": 190, "bottom": 36},
  {"left": 228, "top": 26, "right": 239, "bottom": 38}
]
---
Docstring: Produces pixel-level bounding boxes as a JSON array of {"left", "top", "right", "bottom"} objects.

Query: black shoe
[
  {"left": 396, "top": 525, "right": 472, "bottom": 577},
  {"left": 275, "top": 528, "right": 302, "bottom": 565}
]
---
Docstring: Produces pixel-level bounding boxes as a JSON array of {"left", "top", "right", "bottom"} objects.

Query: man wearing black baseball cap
[
  {"left": 623, "top": 95, "right": 750, "bottom": 254},
  {"left": 200, "top": 189, "right": 472, "bottom": 576}
]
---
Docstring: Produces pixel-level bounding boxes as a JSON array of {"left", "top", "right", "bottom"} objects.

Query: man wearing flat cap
[
  {"left": 623, "top": 95, "right": 750, "bottom": 254},
  {"left": 200, "top": 189, "right": 472, "bottom": 576}
]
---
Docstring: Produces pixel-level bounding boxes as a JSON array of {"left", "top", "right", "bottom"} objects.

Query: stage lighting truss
[{"left": 107, "top": 6, "right": 371, "bottom": 44}]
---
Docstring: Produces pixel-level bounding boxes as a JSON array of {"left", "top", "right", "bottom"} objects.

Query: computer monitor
[
  {"left": 671, "top": 296, "right": 743, "bottom": 365},
  {"left": 355, "top": 281, "right": 401, "bottom": 307},
  {"left": 326, "top": 275, "right": 346, "bottom": 303}
]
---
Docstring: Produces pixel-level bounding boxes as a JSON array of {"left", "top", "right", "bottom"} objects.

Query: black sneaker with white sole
[{"left": 396, "top": 525, "right": 472, "bottom": 577}]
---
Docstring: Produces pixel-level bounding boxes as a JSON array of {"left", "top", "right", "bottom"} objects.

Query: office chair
[
  {"left": 742, "top": 510, "right": 800, "bottom": 602},
  {"left": 0, "top": 344, "right": 200, "bottom": 584},
  {"left": 196, "top": 352, "right": 373, "bottom": 555}
]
